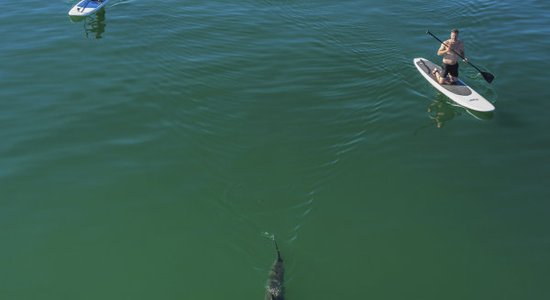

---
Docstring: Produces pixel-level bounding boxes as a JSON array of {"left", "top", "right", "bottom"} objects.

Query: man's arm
[
  {"left": 459, "top": 41, "right": 467, "bottom": 61},
  {"left": 437, "top": 43, "right": 448, "bottom": 56}
]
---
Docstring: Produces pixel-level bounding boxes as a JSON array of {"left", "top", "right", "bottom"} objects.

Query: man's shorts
[{"left": 442, "top": 63, "right": 459, "bottom": 78}]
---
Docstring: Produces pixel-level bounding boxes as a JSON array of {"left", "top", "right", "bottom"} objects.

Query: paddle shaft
[
  {"left": 426, "top": 30, "right": 494, "bottom": 83},
  {"left": 79, "top": 0, "right": 91, "bottom": 12}
]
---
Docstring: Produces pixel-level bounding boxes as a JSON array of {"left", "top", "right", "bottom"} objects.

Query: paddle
[{"left": 426, "top": 30, "right": 494, "bottom": 83}]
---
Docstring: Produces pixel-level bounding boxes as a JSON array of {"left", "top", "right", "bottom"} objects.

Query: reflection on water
[
  {"left": 465, "top": 108, "right": 494, "bottom": 121},
  {"left": 69, "top": 8, "right": 107, "bottom": 39},
  {"left": 84, "top": 9, "right": 106, "bottom": 39},
  {"left": 427, "top": 95, "right": 459, "bottom": 128}
]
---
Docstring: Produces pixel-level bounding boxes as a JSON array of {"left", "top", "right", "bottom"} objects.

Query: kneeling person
[{"left": 433, "top": 28, "right": 466, "bottom": 84}]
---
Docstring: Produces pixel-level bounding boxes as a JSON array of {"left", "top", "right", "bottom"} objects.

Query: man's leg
[{"left": 434, "top": 71, "right": 448, "bottom": 84}]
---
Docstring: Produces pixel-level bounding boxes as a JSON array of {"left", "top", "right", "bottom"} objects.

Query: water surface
[{"left": 1, "top": 0, "right": 550, "bottom": 299}]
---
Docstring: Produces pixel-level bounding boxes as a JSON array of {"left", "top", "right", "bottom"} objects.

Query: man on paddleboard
[{"left": 432, "top": 28, "right": 466, "bottom": 85}]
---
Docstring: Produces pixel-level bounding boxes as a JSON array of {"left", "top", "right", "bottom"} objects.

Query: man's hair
[{"left": 451, "top": 28, "right": 459, "bottom": 34}]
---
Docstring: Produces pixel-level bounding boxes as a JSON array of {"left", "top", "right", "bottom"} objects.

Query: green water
[{"left": 1, "top": 0, "right": 550, "bottom": 299}]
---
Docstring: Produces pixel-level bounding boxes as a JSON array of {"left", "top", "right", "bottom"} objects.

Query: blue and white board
[
  {"left": 414, "top": 58, "right": 495, "bottom": 112},
  {"left": 68, "top": 0, "right": 110, "bottom": 17}
]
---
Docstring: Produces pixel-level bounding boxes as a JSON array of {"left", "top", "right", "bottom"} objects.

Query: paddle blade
[{"left": 481, "top": 71, "right": 495, "bottom": 83}]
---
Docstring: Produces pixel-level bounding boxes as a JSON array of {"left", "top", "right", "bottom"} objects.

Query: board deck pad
[{"left": 415, "top": 60, "right": 472, "bottom": 96}]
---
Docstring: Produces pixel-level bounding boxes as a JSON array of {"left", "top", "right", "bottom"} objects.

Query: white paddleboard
[
  {"left": 414, "top": 58, "right": 495, "bottom": 112},
  {"left": 68, "top": 0, "right": 110, "bottom": 17}
]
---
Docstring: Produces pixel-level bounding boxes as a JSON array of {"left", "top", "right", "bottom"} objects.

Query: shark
[{"left": 265, "top": 238, "right": 284, "bottom": 300}]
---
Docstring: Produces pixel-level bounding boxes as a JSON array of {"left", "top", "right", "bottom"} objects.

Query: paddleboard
[
  {"left": 414, "top": 57, "right": 495, "bottom": 112},
  {"left": 68, "top": 0, "right": 109, "bottom": 17}
]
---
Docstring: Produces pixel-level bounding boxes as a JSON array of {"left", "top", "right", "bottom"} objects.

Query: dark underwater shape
[{"left": 265, "top": 239, "right": 284, "bottom": 300}]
